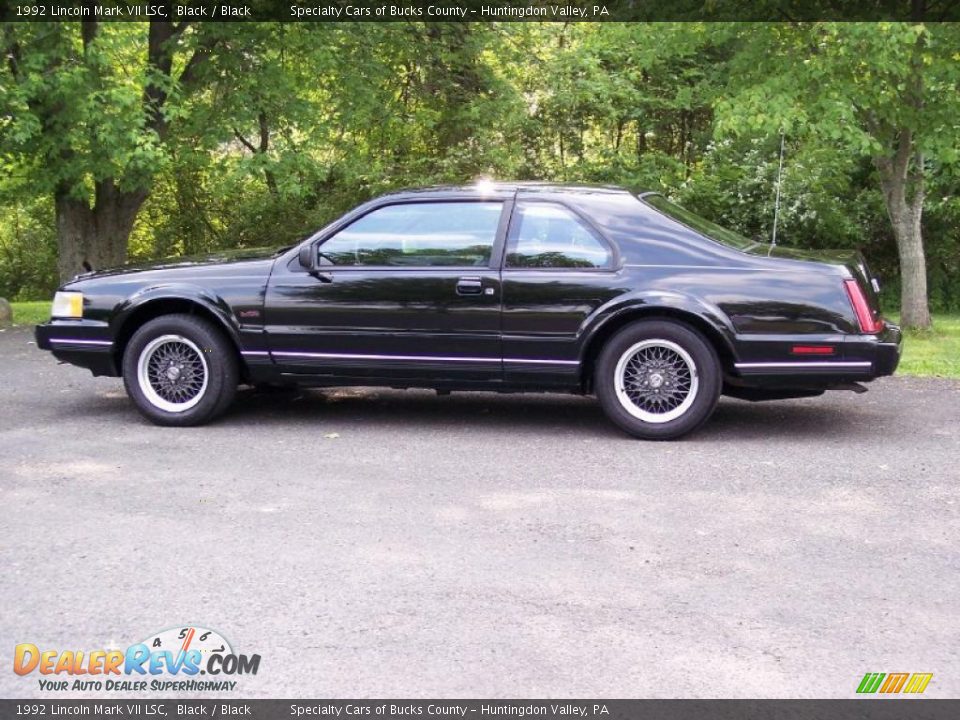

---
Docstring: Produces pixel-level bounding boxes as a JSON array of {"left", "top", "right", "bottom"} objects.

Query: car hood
[{"left": 71, "top": 246, "right": 285, "bottom": 281}]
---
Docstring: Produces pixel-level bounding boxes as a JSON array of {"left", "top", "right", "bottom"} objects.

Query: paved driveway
[{"left": 1, "top": 326, "right": 958, "bottom": 698}]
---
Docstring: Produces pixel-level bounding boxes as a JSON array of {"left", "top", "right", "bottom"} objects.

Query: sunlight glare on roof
[{"left": 475, "top": 178, "right": 495, "bottom": 194}]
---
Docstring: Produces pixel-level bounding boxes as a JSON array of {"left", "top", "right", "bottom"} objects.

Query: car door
[
  {"left": 264, "top": 198, "right": 509, "bottom": 383},
  {"left": 500, "top": 200, "right": 624, "bottom": 386}
]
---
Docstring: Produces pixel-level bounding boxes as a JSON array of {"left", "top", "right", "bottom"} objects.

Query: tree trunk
[
  {"left": 55, "top": 181, "right": 147, "bottom": 282},
  {"left": 258, "top": 110, "right": 278, "bottom": 196},
  {"left": 875, "top": 138, "right": 931, "bottom": 330},
  {"left": 887, "top": 191, "right": 931, "bottom": 329},
  {"left": 873, "top": 27, "right": 931, "bottom": 330}
]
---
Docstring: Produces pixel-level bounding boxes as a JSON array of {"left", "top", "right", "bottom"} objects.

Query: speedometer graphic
[{"left": 139, "top": 626, "right": 234, "bottom": 661}]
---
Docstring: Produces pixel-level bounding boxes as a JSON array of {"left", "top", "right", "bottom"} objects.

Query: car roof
[{"left": 379, "top": 181, "right": 640, "bottom": 200}]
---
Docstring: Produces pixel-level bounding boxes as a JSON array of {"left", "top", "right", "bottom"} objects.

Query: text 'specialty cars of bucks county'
[{"left": 35, "top": 182, "right": 902, "bottom": 440}]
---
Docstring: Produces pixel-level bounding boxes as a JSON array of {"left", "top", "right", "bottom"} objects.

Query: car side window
[
  {"left": 506, "top": 203, "right": 612, "bottom": 269},
  {"left": 317, "top": 201, "right": 503, "bottom": 267}
]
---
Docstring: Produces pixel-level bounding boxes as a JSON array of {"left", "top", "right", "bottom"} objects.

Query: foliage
[
  {"left": 0, "top": 199, "right": 58, "bottom": 300},
  {"left": 712, "top": 21, "right": 960, "bottom": 327},
  {"left": 0, "top": 22, "right": 188, "bottom": 199},
  {"left": 0, "top": 20, "right": 957, "bottom": 317}
]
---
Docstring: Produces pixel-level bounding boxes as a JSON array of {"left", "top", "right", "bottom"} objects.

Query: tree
[
  {"left": 715, "top": 21, "right": 960, "bottom": 329},
  {"left": 1, "top": 21, "right": 223, "bottom": 281},
  {"left": 3, "top": 20, "right": 957, "bottom": 316}
]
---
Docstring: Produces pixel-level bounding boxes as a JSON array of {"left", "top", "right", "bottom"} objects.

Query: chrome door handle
[{"left": 456, "top": 277, "right": 483, "bottom": 295}]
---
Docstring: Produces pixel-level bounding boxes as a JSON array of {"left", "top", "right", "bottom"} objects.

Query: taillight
[
  {"left": 844, "top": 279, "right": 884, "bottom": 333},
  {"left": 791, "top": 345, "right": 836, "bottom": 355}
]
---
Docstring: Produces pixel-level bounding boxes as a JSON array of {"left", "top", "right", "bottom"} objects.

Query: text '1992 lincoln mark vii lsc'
[{"left": 35, "top": 182, "right": 902, "bottom": 439}]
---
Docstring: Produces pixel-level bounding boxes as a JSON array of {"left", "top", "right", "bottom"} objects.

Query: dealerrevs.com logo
[{"left": 13, "top": 626, "right": 260, "bottom": 693}]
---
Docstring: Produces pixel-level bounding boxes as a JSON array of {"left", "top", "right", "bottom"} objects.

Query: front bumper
[{"left": 35, "top": 320, "right": 119, "bottom": 376}]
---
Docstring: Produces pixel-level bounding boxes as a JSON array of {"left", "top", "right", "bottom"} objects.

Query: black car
[{"left": 35, "top": 183, "right": 901, "bottom": 439}]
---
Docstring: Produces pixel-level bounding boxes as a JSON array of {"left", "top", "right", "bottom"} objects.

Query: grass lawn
[
  {"left": 7, "top": 302, "right": 958, "bottom": 379},
  {"left": 894, "top": 314, "right": 960, "bottom": 379},
  {"left": 8, "top": 301, "right": 50, "bottom": 327}
]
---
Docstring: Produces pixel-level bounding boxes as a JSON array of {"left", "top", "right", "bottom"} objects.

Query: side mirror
[{"left": 298, "top": 244, "right": 316, "bottom": 271}]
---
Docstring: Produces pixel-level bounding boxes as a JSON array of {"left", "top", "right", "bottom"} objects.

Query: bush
[{"left": 0, "top": 200, "right": 59, "bottom": 300}]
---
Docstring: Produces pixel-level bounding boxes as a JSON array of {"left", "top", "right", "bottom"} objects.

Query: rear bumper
[
  {"left": 842, "top": 322, "right": 902, "bottom": 377},
  {"left": 732, "top": 322, "right": 902, "bottom": 385},
  {"left": 35, "top": 321, "right": 119, "bottom": 377}
]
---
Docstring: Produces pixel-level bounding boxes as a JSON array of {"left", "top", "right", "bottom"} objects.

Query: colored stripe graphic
[
  {"left": 857, "top": 672, "right": 932, "bottom": 694},
  {"left": 857, "top": 673, "right": 885, "bottom": 693},
  {"left": 903, "top": 674, "right": 933, "bottom": 693},
  {"left": 880, "top": 673, "right": 909, "bottom": 693}
]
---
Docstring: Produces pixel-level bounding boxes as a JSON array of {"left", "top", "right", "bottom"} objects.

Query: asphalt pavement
[{"left": 1, "top": 326, "right": 958, "bottom": 698}]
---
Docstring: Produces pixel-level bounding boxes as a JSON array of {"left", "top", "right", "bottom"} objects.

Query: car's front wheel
[
  {"left": 595, "top": 320, "right": 721, "bottom": 440},
  {"left": 122, "top": 314, "right": 238, "bottom": 426}
]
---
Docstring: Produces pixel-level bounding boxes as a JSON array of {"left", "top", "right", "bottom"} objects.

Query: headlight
[{"left": 51, "top": 291, "right": 84, "bottom": 319}]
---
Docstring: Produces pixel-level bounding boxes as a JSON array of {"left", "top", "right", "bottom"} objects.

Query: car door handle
[{"left": 456, "top": 277, "right": 483, "bottom": 295}]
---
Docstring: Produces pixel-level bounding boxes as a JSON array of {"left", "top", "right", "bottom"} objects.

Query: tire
[
  {"left": 122, "top": 314, "right": 238, "bottom": 426},
  {"left": 594, "top": 320, "right": 721, "bottom": 440}
]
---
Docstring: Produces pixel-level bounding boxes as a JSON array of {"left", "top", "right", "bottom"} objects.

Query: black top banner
[{"left": 2, "top": 0, "right": 959, "bottom": 22}]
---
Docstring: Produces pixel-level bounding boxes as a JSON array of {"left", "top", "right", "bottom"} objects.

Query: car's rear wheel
[
  {"left": 122, "top": 314, "right": 238, "bottom": 426},
  {"left": 595, "top": 320, "right": 721, "bottom": 440}
]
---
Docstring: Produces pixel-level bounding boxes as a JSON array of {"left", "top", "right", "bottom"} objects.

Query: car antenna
[{"left": 771, "top": 131, "right": 786, "bottom": 248}]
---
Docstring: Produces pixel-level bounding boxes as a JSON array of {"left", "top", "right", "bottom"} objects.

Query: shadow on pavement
[
  {"left": 220, "top": 386, "right": 866, "bottom": 442},
  {"left": 35, "top": 383, "right": 873, "bottom": 442}
]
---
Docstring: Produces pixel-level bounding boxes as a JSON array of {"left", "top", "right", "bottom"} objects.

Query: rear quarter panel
[{"left": 569, "top": 193, "right": 861, "bottom": 366}]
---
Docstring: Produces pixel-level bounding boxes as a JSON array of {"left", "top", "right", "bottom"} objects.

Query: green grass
[
  {"left": 8, "top": 302, "right": 958, "bottom": 378},
  {"left": 894, "top": 314, "right": 960, "bottom": 379},
  {"left": 8, "top": 301, "right": 50, "bottom": 327}
]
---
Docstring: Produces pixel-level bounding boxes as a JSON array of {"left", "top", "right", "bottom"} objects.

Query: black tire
[
  {"left": 594, "top": 320, "right": 721, "bottom": 440},
  {"left": 122, "top": 314, "right": 238, "bottom": 426}
]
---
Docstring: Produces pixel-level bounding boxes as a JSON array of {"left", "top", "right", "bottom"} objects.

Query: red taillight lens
[
  {"left": 844, "top": 279, "right": 884, "bottom": 333},
  {"left": 791, "top": 345, "right": 836, "bottom": 355}
]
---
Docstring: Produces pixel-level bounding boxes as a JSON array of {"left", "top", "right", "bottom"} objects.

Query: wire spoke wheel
[
  {"left": 136, "top": 334, "right": 209, "bottom": 413},
  {"left": 614, "top": 339, "right": 699, "bottom": 424}
]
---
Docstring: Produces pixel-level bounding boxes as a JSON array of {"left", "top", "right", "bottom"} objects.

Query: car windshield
[{"left": 644, "top": 194, "right": 755, "bottom": 251}]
